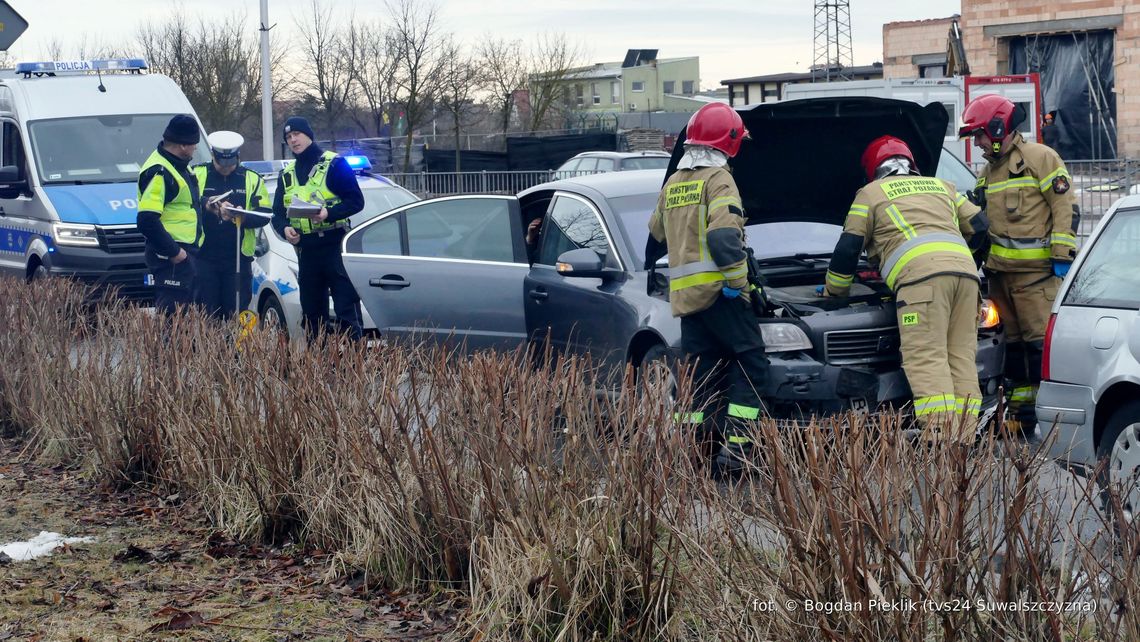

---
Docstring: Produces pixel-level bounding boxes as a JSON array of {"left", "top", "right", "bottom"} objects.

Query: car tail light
[{"left": 1042, "top": 313, "right": 1057, "bottom": 381}]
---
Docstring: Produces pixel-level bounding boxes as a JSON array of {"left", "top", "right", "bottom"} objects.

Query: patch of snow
[{"left": 0, "top": 531, "right": 95, "bottom": 561}]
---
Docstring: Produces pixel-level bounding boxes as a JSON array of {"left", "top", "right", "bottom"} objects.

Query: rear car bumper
[{"left": 1036, "top": 380, "right": 1097, "bottom": 469}]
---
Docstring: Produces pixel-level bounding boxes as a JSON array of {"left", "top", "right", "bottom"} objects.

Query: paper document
[
  {"left": 224, "top": 206, "right": 273, "bottom": 220},
  {"left": 207, "top": 190, "right": 234, "bottom": 206},
  {"left": 286, "top": 198, "right": 324, "bottom": 219}
]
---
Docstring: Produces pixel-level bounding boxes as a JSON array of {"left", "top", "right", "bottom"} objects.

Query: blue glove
[
  {"left": 1052, "top": 260, "right": 1071, "bottom": 278},
  {"left": 722, "top": 286, "right": 742, "bottom": 299},
  {"left": 815, "top": 285, "right": 825, "bottom": 297}
]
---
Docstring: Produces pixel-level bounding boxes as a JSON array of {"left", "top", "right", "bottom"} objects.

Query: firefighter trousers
[
  {"left": 895, "top": 274, "right": 981, "bottom": 442},
  {"left": 678, "top": 295, "right": 769, "bottom": 454},
  {"left": 987, "top": 270, "right": 1059, "bottom": 428}
]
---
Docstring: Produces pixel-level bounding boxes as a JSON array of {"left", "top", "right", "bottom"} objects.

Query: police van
[{"left": 0, "top": 59, "right": 207, "bottom": 302}]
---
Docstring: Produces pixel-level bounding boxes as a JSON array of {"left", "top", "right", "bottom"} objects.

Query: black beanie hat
[
  {"left": 163, "top": 114, "right": 200, "bottom": 145},
  {"left": 283, "top": 116, "right": 315, "bottom": 142}
]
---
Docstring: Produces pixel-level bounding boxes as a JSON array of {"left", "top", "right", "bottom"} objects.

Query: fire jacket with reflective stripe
[
  {"left": 282, "top": 150, "right": 344, "bottom": 234},
  {"left": 192, "top": 164, "right": 270, "bottom": 258},
  {"left": 648, "top": 166, "right": 748, "bottom": 317},
  {"left": 824, "top": 175, "right": 984, "bottom": 296},
  {"left": 137, "top": 147, "right": 203, "bottom": 255},
  {"left": 976, "top": 132, "right": 1078, "bottom": 273}
]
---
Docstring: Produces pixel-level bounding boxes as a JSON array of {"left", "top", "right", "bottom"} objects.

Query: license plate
[{"left": 849, "top": 398, "right": 870, "bottom": 415}]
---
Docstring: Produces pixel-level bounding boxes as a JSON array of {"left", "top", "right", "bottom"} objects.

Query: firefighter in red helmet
[
  {"left": 647, "top": 102, "right": 768, "bottom": 471},
  {"left": 958, "top": 94, "right": 1078, "bottom": 434},
  {"left": 821, "top": 135, "right": 991, "bottom": 441}
]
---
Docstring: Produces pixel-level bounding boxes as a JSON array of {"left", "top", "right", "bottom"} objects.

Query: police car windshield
[{"left": 29, "top": 114, "right": 211, "bottom": 185}]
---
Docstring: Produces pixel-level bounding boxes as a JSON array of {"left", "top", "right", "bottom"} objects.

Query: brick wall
[
  {"left": 961, "top": 0, "right": 1140, "bottom": 157},
  {"left": 883, "top": 17, "right": 955, "bottom": 78}
]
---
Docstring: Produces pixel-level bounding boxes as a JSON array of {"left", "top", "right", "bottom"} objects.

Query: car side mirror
[
  {"left": 253, "top": 229, "right": 269, "bottom": 258},
  {"left": 0, "top": 165, "right": 28, "bottom": 199},
  {"left": 556, "top": 248, "right": 619, "bottom": 280}
]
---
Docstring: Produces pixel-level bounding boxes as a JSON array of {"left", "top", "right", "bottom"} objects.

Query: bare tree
[
  {"left": 436, "top": 37, "right": 483, "bottom": 172},
  {"left": 293, "top": 0, "right": 359, "bottom": 141},
  {"left": 477, "top": 35, "right": 526, "bottom": 135},
  {"left": 387, "top": 0, "right": 443, "bottom": 172},
  {"left": 348, "top": 20, "right": 398, "bottom": 138},
  {"left": 525, "top": 33, "right": 586, "bottom": 132}
]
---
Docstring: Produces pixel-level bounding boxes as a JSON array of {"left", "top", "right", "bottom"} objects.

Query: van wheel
[
  {"left": 259, "top": 295, "right": 287, "bottom": 333},
  {"left": 1096, "top": 400, "right": 1140, "bottom": 524},
  {"left": 28, "top": 262, "right": 48, "bottom": 282}
]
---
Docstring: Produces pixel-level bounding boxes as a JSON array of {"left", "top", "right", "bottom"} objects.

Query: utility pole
[
  {"left": 259, "top": 0, "right": 274, "bottom": 160},
  {"left": 812, "top": 0, "right": 853, "bottom": 82}
]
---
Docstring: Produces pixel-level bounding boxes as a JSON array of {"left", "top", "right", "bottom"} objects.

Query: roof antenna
[{"left": 96, "top": 67, "right": 106, "bottom": 93}]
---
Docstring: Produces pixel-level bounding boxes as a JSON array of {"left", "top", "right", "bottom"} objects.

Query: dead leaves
[{"left": 146, "top": 606, "right": 207, "bottom": 632}]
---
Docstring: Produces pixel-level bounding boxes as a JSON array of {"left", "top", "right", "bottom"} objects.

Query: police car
[{"left": 245, "top": 155, "right": 419, "bottom": 337}]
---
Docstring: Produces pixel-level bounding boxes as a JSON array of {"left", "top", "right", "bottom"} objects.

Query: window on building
[
  {"left": 591, "top": 83, "right": 600, "bottom": 105},
  {"left": 631, "top": 81, "right": 645, "bottom": 93},
  {"left": 682, "top": 80, "right": 694, "bottom": 95},
  {"left": 611, "top": 81, "right": 620, "bottom": 104},
  {"left": 919, "top": 64, "right": 946, "bottom": 78},
  {"left": 762, "top": 88, "right": 778, "bottom": 98},
  {"left": 663, "top": 80, "right": 675, "bottom": 94},
  {"left": 575, "top": 84, "right": 584, "bottom": 106}
]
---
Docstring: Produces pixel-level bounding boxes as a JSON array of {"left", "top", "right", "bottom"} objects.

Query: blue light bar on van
[
  {"left": 15, "top": 59, "right": 148, "bottom": 76},
  {"left": 344, "top": 155, "right": 372, "bottom": 172}
]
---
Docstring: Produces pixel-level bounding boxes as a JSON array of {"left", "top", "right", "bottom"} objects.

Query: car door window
[
  {"left": 407, "top": 199, "right": 515, "bottom": 263},
  {"left": 356, "top": 214, "right": 402, "bottom": 255},
  {"left": 557, "top": 159, "right": 580, "bottom": 173},
  {"left": 576, "top": 158, "right": 598, "bottom": 173},
  {"left": 536, "top": 195, "right": 614, "bottom": 266},
  {"left": 1064, "top": 208, "right": 1140, "bottom": 309}
]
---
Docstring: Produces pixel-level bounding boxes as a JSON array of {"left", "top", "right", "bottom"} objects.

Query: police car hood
[
  {"left": 43, "top": 182, "right": 138, "bottom": 225},
  {"left": 666, "top": 97, "right": 949, "bottom": 226}
]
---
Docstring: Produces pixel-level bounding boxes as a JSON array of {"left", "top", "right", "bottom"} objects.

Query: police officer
[
  {"left": 822, "top": 136, "right": 990, "bottom": 441},
  {"left": 270, "top": 117, "right": 365, "bottom": 342},
  {"left": 958, "top": 95, "right": 1078, "bottom": 432},
  {"left": 137, "top": 114, "right": 204, "bottom": 314},
  {"left": 193, "top": 131, "right": 271, "bottom": 319},
  {"left": 646, "top": 102, "right": 768, "bottom": 468}
]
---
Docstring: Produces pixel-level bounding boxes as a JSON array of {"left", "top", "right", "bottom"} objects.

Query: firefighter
[
  {"left": 137, "top": 114, "right": 204, "bottom": 314},
  {"left": 958, "top": 95, "right": 1078, "bottom": 432},
  {"left": 646, "top": 102, "right": 768, "bottom": 469},
  {"left": 193, "top": 131, "right": 271, "bottom": 319},
  {"left": 270, "top": 117, "right": 366, "bottom": 342},
  {"left": 822, "top": 136, "right": 990, "bottom": 441}
]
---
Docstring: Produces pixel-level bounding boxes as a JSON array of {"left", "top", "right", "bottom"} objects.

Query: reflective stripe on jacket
[
  {"left": 138, "top": 149, "right": 202, "bottom": 247},
  {"left": 282, "top": 150, "right": 345, "bottom": 234},
  {"left": 648, "top": 166, "right": 747, "bottom": 317},
  {"left": 976, "top": 132, "right": 1078, "bottom": 273}
]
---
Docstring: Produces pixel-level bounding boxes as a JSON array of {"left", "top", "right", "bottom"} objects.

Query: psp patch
[
  {"left": 1051, "top": 175, "right": 1070, "bottom": 195},
  {"left": 901, "top": 312, "right": 920, "bottom": 326}
]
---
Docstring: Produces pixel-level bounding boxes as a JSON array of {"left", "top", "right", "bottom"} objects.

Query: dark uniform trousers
[
  {"left": 296, "top": 241, "right": 363, "bottom": 342},
  {"left": 148, "top": 248, "right": 199, "bottom": 315},
  {"left": 196, "top": 258, "right": 253, "bottom": 319},
  {"left": 680, "top": 295, "right": 769, "bottom": 452}
]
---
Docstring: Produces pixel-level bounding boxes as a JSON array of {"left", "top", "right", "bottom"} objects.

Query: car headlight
[
  {"left": 760, "top": 322, "right": 813, "bottom": 353},
  {"left": 979, "top": 298, "right": 1001, "bottom": 330},
  {"left": 52, "top": 223, "right": 100, "bottom": 247}
]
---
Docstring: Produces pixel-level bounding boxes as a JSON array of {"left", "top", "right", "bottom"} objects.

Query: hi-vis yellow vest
[
  {"left": 282, "top": 151, "right": 343, "bottom": 234},
  {"left": 192, "top": 164, "right": 265, "bottom": 257},
  {"left": 138, "top": 150, "right": 202, "bottom": 246}
]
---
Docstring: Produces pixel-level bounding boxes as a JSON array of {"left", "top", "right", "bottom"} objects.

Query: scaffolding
[{"left": 812, "top": 0, "right": 854, "bottom": 82}]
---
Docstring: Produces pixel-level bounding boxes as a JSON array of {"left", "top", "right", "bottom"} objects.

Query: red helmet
[
  {"left": 685, "top": 103, "right": 750, "bottom": 157},
  {"left": 958, "top": 94, "right": 1021, "bottom": 154},
  {"left": 860, "top": 135, "right": 915, "bottom": 181}
]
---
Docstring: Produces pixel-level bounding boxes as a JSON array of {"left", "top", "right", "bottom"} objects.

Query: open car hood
[{"left": 666, "top": 97, "right": 949, "bottom": 226}]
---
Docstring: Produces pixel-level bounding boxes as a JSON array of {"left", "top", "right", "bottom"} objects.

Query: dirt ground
[{"left": 0, "top": 438, "right": 464, "bottom": 641}]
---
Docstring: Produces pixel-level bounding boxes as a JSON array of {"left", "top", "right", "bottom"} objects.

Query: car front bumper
[{"left": 45, "top": 245, "right": 152, "bottom": 303}]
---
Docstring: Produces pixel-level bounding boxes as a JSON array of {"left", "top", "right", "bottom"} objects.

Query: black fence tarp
[
  {"left": 505, "top": 132, "right": 618, "bottom": 170},
  {"left": 1010, "top": 30, "right": 1116, "bottom": 160},
  {"left": 423, "top": 149, "right": 509, "bottom": 172}
]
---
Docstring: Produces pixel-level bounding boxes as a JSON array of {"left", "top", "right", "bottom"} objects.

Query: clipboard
[{"left": 223, "top": 206, "right": 273, "bottom": 220}]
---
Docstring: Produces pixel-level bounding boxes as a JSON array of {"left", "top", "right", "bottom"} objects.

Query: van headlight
[
  {"left": 52, "top": 223, "right": 100, "bottom": 247},
  {"left": 760, "top": 322, "right": 813, "bottom": 353}
]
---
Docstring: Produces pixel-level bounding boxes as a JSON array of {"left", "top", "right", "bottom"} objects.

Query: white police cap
[{"left": 206, "top": 130, "right": 244, "bottom": 162}]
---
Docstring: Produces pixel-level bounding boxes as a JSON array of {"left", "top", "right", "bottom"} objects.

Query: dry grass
[{"left": 1, "top": 275, "right": 1137, "bottom": 641}]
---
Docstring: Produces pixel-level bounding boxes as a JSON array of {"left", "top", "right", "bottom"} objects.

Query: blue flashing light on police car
[
  {"left": 343, "top": 155, "right": 372, "bottom": 172},
  {"left": 15, "top": 58, "right": 148, "bottom": 78}
]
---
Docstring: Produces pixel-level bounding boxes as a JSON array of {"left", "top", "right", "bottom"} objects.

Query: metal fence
[{"left": 388, "top": 160, "right": 1140, "bottom": 241}]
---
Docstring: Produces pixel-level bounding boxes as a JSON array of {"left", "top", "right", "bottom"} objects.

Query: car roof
[
  {"left": 572, "top": 150, "right": 670, "bottom": 159},
  {"left": 521, "top": 168, "right": 665, "bottom": 200}
]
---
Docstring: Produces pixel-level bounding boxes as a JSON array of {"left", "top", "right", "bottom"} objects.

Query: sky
[{"left": 8, "top": 0, "right": 962, "bottom": 90}]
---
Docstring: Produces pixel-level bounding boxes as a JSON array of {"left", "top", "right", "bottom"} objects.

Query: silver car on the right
[{"left": 1038, "top": 193, "right": 1140, "bottom": 517}]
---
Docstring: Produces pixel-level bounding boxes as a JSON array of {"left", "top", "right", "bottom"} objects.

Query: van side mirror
[{"left": 0, "top": 165, "right": 28, "bottom": 199}]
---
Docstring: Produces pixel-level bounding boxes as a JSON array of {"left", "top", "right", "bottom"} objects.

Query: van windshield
[{"left": 28, "top": 114, "right": 210, "bottom": 185}]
